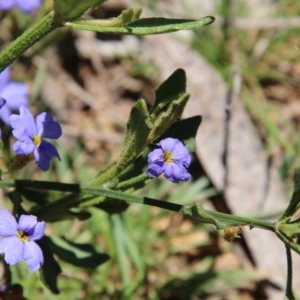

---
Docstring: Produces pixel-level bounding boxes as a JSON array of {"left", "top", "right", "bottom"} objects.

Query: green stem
[
  {"left": 3, "top": 179, "right": 275, "bottom": 232},
  {"left": 285, "top": 244, "right": 296, "bottom": 300},
  {"left": 207, "top": 209, "right": 275, "bottom": 231},
  {"left": 88, "top": 163, "right": 119, "bottom": 186},
  {"left": 0, "top": 12, "right": 60, "bottom": 72}
]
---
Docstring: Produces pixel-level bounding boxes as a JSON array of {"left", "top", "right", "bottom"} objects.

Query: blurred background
[{"left": 1, "top": 0, "right": 300, "bottom": 299}]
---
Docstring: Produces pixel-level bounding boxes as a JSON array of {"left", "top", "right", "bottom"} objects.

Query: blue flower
[
  {"left": 0, "top": 209, "right": 45, "bottom": 271},
  {"left": 0, "top": 0, "right": 41, "bottom": 13},
  {"left": 147, "top": 137, "right": 191, "bottom": 183},
  {"left": 9, "top": 106, "right": 62, "bottom": 171},
  {"left": 0, "top": 68, "right": 29, "bottom": 124}
]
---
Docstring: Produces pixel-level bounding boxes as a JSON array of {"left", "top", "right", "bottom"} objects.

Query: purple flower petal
[
  {"left": 0, "top": 210, "right": 45, "bottom": 271},
  {"left": 171, "top": 146, "right": 191, "bottom": 167},
  {"left": 34, "top": 141, "right": 60, "bottom": 171},
  {"left": 13, "top": 140, "right": 35, "bottom": 155},
  {"left": 18, "top": 215, "right": 38, "bottom": 233},
  {"left": 0, "top": 103, "right": 11, "bottom": 124},
  {"left": 10, "top": 106, "right": 62, "bottom": 171},
  {"left": 0, "top": 68, "right": 10, "bottom": 88},
  {"left": 0, "top": 209, "right": 17, "bottom": 236},
  {"left": 10, "top": 106, "right": 37, "bottom": 138},
  {"left": 147, "top": 148, "right": 164, "bottom": 163},
  {"left": 0, "top": 237, "right": 23, "bottom": 266},
  {"left": 157, "top": 137, "right": 180, "bottom": 152},
  {"left": 36, "top": 112, "right": 62, "bottom": 139},
  {"left": 16, "top": 0, "right": 41, "bottom": 13},
  {"left": 23, "top": 241, "right": 44, "bottom": 271},
  {"left": 147, "top": 138, "right": 192, "bottom": 183},
  {"left": 18, "top": 215, "right": 45, "bottom": 241},
  {"left": 1, "top": 82, "right": 29, "bottom": 110},
  {"left": 29, "top": 221, "right": 45, "bottom": 241},
  {"left": 147, "top": 161, "right": 164, "bottom": 178},
  {"left": 164, "top": 163, "right": 191, "bottom": 183},
  {"left": 0, "top": 98, "right": 6, "bottom": 108}
]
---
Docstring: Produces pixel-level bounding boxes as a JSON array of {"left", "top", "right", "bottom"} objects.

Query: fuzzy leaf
[
  {"left": 65, "top": 16, "right": 215, "bottom": 35},
  {"left": 117, "top": 99, "right": 152, "bottom": 169},
  {"left": 148, "top": 69, "right": 190, "bottom": 142},
  {"left": 54, "top": 0, "right": 107, "bottom": 22}
]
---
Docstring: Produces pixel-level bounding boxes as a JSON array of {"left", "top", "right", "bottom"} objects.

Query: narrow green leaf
[
  {"left": 54, "top": 0, "right": 107, "bottom": 22},
  {"left": 50, "top": 237, "right": 110, "bottom": 269},
  {"left": 117, "top": 99, "right": 152, "bottom": 169},
  {"left": 281, "top": 166, "right": 300, "bottom": 219},
  {"left": 39, "top": 237, "right": 62, "bottom": 294},
  {"left": 95, "top": 199, "right": 129, "bottom": 214},
  {"left": 118, "top": 8, "right": 142, "bottom": 25},
  {"left": 148, "top": 92, "right": 189, "bottom": 142},
  {"left": 151, "top": 68, "right": 186, "bottom": 117},
  {"left": 65, "top": 16, "right": 215, "bottom": 35},
  {"left": 18, "top": 189, "right": 47, "bottom": 206},
  {"left": 147, "top": 69, "right": 190, "bottom": 142}
]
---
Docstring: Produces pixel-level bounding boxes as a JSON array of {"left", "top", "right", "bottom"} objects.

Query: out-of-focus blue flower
[
  {"left": 147, "top": 137, "right": 191, "bottom": 183},
  {"left": 0, "top": 0, "right": 41, "bottom": 13},
  {"left": 0, "top": 209, "right": 45, "bottom": 271},
  {"left": 9, "top": 106, "right": 62, "bottom": 171},
  {"left": 0, "top": 68, "right": 29, "bottom": 124}
]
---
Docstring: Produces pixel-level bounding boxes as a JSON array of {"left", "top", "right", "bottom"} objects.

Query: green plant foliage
[
  {"left": 53, "top": 0, "right": 107, "bottom": 22},
  {"left": 117, "top": 99, "right": 152, "bottom": 169},
  {"left": 65, "top": 15, "right": 215, "bottom": 35},
  {"left": 39, "top": 237, "right": 62, "bottom": 294},
  {"left": 49, "top": 237, "right": 110, "bottom": 269},
  {"left": 148, "top": 69, "right": 190, "bottom": 142}
]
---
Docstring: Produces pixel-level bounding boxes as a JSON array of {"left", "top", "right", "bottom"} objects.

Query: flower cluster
[
  {"left": 0, "top": 67, "right": 29, "bottom": 124},
  {"left": 0, "top": 0, "right": 41, "bottom": 13},
  {"left": 10, "top": 106, "right": 62, "bottom": 171},
  {"left": 0, "top": 209, "right": 45, "bottom": 271},
  {"left": 147, "top": 137, "right": 191, "bottom": 183}
]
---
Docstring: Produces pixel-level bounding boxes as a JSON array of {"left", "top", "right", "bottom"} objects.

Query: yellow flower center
[
  {"left": 17, "top": 230, "right": 28, "bottom": 243},
  {"left": 33, "top": 135, "right": 42, "bottom": 147},
  {"left": 164, "top": 150, "right": 173, "bottom": 163}
]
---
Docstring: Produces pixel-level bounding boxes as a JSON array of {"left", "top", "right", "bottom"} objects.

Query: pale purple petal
[
  {"left": 0, "top": 98, "right": 6, "bottom": 108},
  {"left": 147, "top": 162, "right": 164, "bottom": 178},
  {"left": 12, "top": 139, "right": 35, "bottom": 155},
  {"left": 164, "top": 163, "right": 191, "bottom": 183},
  {"left": 10, "top": 107, "right": 61, "bottom": 171},
  {"left": 23, "top": 241, "right": 43, "bottom": 271},
  {"left": 29, "top": 221, "right": 45, "bottom": 241},
  {"left": 11, "top": 126, "right": 27, "bottom": 140},
  {"left": 158, "top": 137, "right": 180, "bottom": 152},
  {"left": 1, "top": 82, "right": 29, "bottom": 109},
  {"left": 171, "top": 145, "right": 191, "bottom": 167},
  {"left": 147, "top": 138, "right": 192, "bottom": 183},
  {"left": 0, "top": 67, "right": 10, "bottom": 88},
  {"left": 34, "top": 141, "right": 60, "bottom": 171},
  {"left": 0, "top": 209, "right": 17, "bottom": 236},
  {"left": 147, "top": 148, "right": 164, "bottom": 163},
  {"left": 0, "top": 237, "right": 23, "bottom": 265},
  {"left": 10, "top": 106, "right": 37, "bottom": 138},
  {"left": 0, "top": 103, "right": 11, "bottom": 124},
  {"left": 18, "top": 215, "right": 38, "bottom": 234},
  {"left": 36, "top": 112, "right": 62, "bottom": 139},
  {"left": 16, "top": 0, "right": 41, "bottom": 13}
]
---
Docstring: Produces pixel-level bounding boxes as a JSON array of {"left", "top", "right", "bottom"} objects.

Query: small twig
[{"left": 285, "top": 244, "right": 296, "bottom": 300}]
